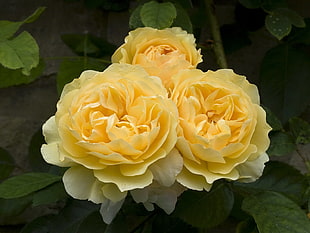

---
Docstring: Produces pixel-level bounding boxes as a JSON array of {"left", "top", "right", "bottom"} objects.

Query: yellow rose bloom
[
  {"left": 41, "top": 64, "right": 182, "bottom": 223},
  {"left": 171, "top": 69, "right": 272, "bottom": 191},
  {"left": 111, "top": 27, "right": 202, "bottom": 88}
]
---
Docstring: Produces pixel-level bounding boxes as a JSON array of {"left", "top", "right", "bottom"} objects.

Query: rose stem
[{"left": 204, "top": 0, "right": 228, "bottom": 69}]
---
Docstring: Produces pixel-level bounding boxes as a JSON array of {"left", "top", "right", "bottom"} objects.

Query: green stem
[{"left": 204, "top": 0, "right": 228, "bottom": 69}]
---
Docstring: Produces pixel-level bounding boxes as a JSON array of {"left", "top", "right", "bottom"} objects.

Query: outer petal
[
  {"left": 63, "top": 166, "right": 106, "bottom": 203},
  {"left": 149, "top": 148, "right": 183, "bottom": 187},
  {"left": 131, "top": 182, "right": 186, "bottom": 214},
  {"left": 236, "top": 152, "right": 269, "bottom": 182},
  {"left": 94, "top": 167, "right": 153, "bottom": 192},
  {"left": 100, "top": 198, "right": 125, "bottom": 224}
]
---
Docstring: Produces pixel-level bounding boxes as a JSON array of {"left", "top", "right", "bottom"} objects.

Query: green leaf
[
  {"left": 260, "top": 44, "right": 310, "bottom": 122},
  {"left": 23, "top": 7, "right": 46, "bottom": 24},
  {"left": 238, "top": 0, "right": 262, "bottom": 9},
  {"left": 0, "top": 173, "right": 61, "bottom": 199},
  {"left": 32, "top": 181, "right": 68, "bottom": 207},
  {"left": 56, "top": 57, "right": 108, "bottom": 94},
  {"left": 0, "top": 59, "right": 44, "bottom": 88},
  {"left": 233, "top": 161, "right": 308, "bottom": 205},
  {"left": 289, "top": 117, "right": 310, "bottom": 145},
  {"left": 0, "top": 195, "right": 32, "bottom": 218},
  {"left": 174, "top": 183, "right": 234, "bottom": 229},
  {"left": 265, "top": 12, "right": 291, "bottom": 40},
  {"left": 0, "top": 7, "right": 46, "bottom": 40},
  {"left": 0, "top": 21, "right": 23, "bottom": 40},
  {"left": 0, "top": 147, "right": 15, "bottom": 181},
  {"left": 140, "top": 1, "right": 177, "bottom": 29},
  {"left": 129, "top": 4, "right": 144, "bottom": 30},
  {"left": 263, "top": 106, "right": 283, "bottom": 131},
  {"left": 171, "top": 3, "right": 193, "bottom": 33},
  {"left": 275, "top": 8, "right": 305, "bottom": 28},
  {"left": 267, "top": 131, "right": 296, "bottom": 156},
  {"left": 0, "top": 31, "right": 39, "bottom": 75},
  {"left": 242, "top": 191, "right": 310, "bottom": 233}
]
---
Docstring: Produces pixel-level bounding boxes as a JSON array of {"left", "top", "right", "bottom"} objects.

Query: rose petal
[
  {"left": 100, "top": 198, "right": 125, "bottom": 224},
  {"left": 63, "top": 166, "right": 105, "bottom": 203}
]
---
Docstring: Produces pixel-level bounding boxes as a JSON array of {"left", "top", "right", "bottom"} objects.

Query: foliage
[{"left": 0, "top": 0, "right": 309, "bottom": 233}]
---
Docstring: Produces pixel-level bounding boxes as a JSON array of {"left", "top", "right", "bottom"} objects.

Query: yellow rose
[
  {"left": 41, "top": 64, "right": 182, "bottom": 223},
  {"left": 171, "top": 69, "right": 272, "bottom": 191},
  {"left": 111, "top": 27, "right": 202, "bottom": 88}
]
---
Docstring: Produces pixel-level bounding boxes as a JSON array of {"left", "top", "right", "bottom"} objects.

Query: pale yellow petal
[{"left": 63, "top": 166, "right": 106, "bottom": 204}]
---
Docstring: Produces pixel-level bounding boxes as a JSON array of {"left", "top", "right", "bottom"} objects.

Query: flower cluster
[{"left": 41, "top": 27, "right": 271, "bottom": 223}]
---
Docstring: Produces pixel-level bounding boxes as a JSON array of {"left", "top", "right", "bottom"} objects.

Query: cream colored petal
[
  {"left": 191, "top": 144, "right": 226, "bottom": 163},
  {"left": 208, "top": 69, "right": 260, "bottom": 105},
  {"left": 119, "top": 148, "right": 166, "bottom": 176},
  {"left": 236, "top": 152, "right": 269, "bottom": 182},
  {"left": 185, "top": 159, "right": 240, "bottom": 184},
  {"left": 250, "top": 105, "right": 272, "bottom": 157},
  {"left": 176, "top": 137, "right": 200, "bottom": 163},
  {"left": 41, "top": 143, "right": 75, "bottom": 167},
  {"left": 100, "top": 198, "right": 125, "bottom": 224},
  {"left": 101, "top": 183, "right": 127, "bottom": 202},
  {"left": 177, "top": 167, "right": 212, "bottom": 191},
  {"left": 42, "top": 116, "right": 59, "bottom": 144},
  {"left": 62, "top": 166, "right": 106, "bottom": 204},
  {"left": 94, "top": 166, "right": 153, "bottom": 192},
  {"left": 149, "top": 148, "right": 183, "bottom": 187}
]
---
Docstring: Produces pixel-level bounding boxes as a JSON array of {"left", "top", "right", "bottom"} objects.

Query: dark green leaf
[
  {"left": 0, "top": 31, "right": 39, "bottom": 75},
  {"left": 0, "top": 147, "right": 15, "bottom": 181},
  {"left": 242, "top": 191, "right": 310, "bottom": 233},
  {"left": 263, "top": 106, "right": 283, "bottom": 131},
  {"left": 288, "top": 18, "right": 310, "bottom": 45},
  {"left": 77, "top": 211, "right": 106, "bottom": 233},
  {"left": 174, "top": 183, "right": 234, "bottom": 229},
  {"left": 129, "top": 5, "right": 144, "bottom": 30},
  {"left": 153, "top": 213, "right": 198, "bottom": 233},
  {"left": 236, "top": 218, "right": 258, "bottom": 233},
  {"left": 140, "top": 1, "right": 177, "bottom": 29},
  {"left": 0, "top": 173, "right": 61, "bottom": 199},
  {"left": 61, "top": 34, "right": 117, "bottom": 58},
  {"left": 49, "top": 200, "right": 99, "bottom": 233},
  {"left": 233, "top": 161, "right": 308, "bottom": 205},
  {"left": 56, "top": 57, "right": 108, "bottom": 94},
  {"left": 28, "top": 129, "right": 52, "bottom": 173},
  {"left": 171, "top": 3, "right": 193, "bottom": 33},
  {"left": 238, "top": 0, "right": 262, "bottom": 9},
  {"left": 0, "top": 195, "right": 32, "bottom": 218},
  {"left": 267, "top": 131, "right": 296, "bottom": 156},
  {"left": 261, "top": 0, "right": 287, "bottom": 11},
  {"left": 265, "top": 12, "right": 291, "bottom": 40},
  {"left": 0, "top": 59, "right": 44, "bottom": 88},
  {"left": 32, "top": 181, "right": 68, "bottom": 207},
  {"left": 20, "top": 215, "right": 52, "bottom": 233},
  {"left": 289, "top": 117, "right": 310, "bottom": 145},
  {"left": 104, "top": 210, "right": 128, "bottom": 233},
  {"left": 275, "top": 8, "right": 305, "bottom": 28},
  {"left": 260, "top": 44, "right": 310, "bottom": 122}
]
